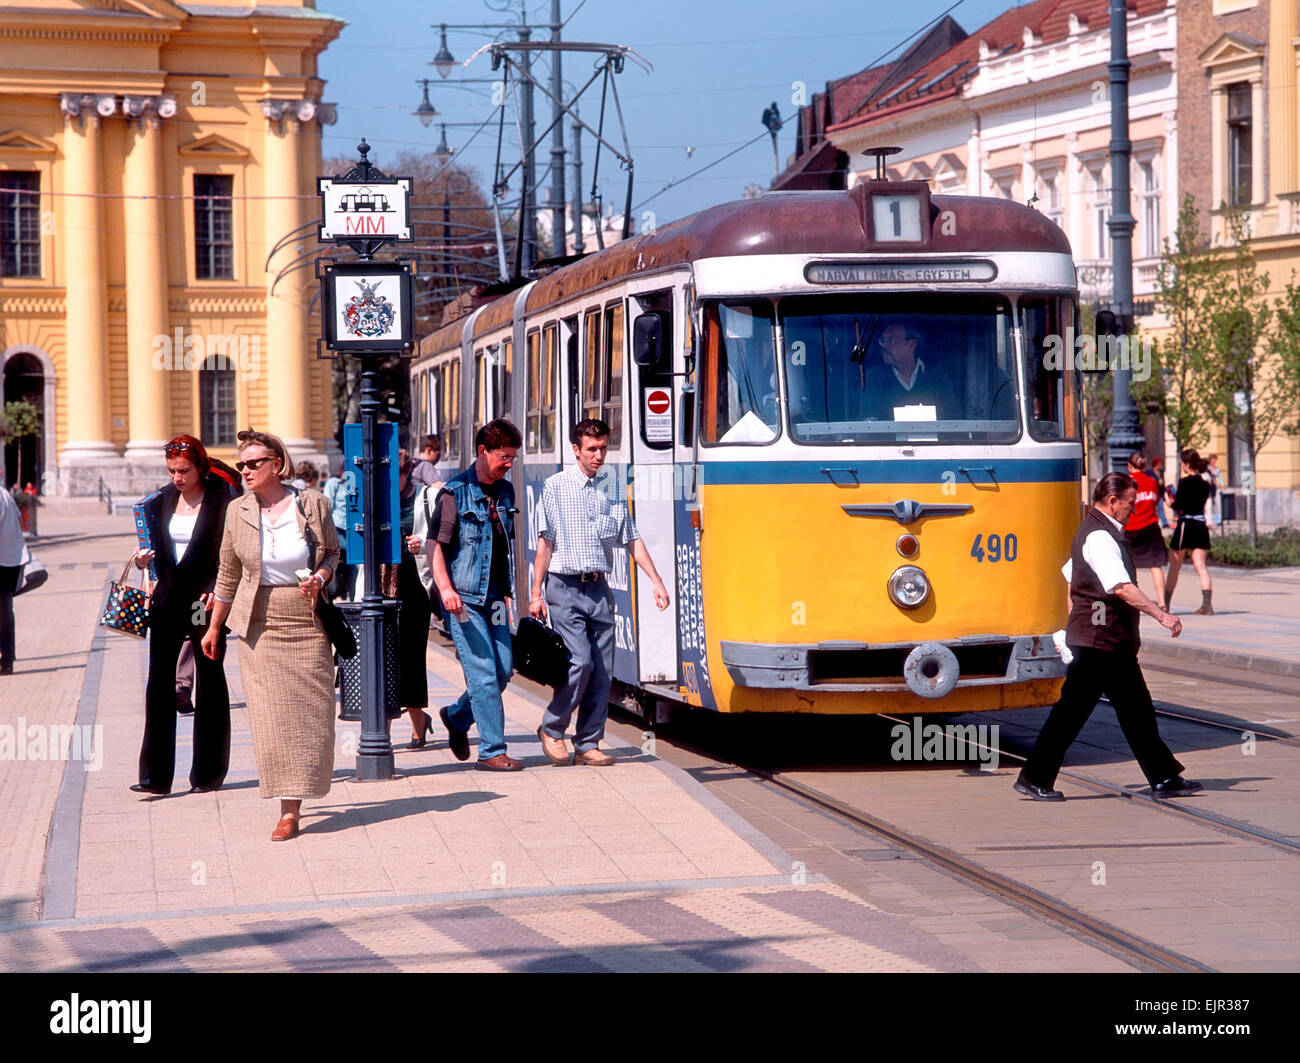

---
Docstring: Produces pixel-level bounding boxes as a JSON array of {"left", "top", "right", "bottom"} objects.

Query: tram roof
[{"left": 418, "top": 182, "right": 1071, "bottom": 355}]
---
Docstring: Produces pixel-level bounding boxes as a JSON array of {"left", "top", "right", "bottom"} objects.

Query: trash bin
[{"left": 336, "top": 600, "right": 402, "bottom": 722}]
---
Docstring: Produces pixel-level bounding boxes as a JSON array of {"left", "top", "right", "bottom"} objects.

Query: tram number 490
[{"left": 970, "top": 533, "right": 1018, "bottom": 563}]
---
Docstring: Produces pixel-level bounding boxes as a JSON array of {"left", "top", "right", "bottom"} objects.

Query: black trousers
[
  {"left": 1022, "top": 646, "right": 1183, "bottom": 788},
  {"left": 396, "top": 552, "right": 431, "bottom": 710},
  {"left": 139, "top": 610, "right": 230, "bottom": 790}
]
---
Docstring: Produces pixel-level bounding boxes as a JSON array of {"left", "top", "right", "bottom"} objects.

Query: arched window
[{"left": 199, "top": 358, "right": 236, "bottom": 445}]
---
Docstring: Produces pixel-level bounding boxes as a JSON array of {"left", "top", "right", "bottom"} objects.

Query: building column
[
  {"left": 1270, "top": 0, "right": 1299, "bottom": 229},
  {"left": 263, "top": 100, "right": 312, "bottom": 456},
  {"left": 123, "top": 101, "right": 172, "bottom": 464},
  {"left": 58, "top": 93, "right": 119, "bottom": 494}
]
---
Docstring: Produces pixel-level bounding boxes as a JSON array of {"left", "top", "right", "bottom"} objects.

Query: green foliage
[
  {"left": 0, "top": 399, "right": 40, "bottom": 445},
  {"left": 1132, "top": 194, "right": 1213, "bottom": 452},
  {"left": 1209, "top": 527, "right": 1300, "bottom": 568}
]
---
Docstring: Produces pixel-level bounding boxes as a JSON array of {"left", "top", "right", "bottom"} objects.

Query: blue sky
[{"left": 316, "top": 0, "right": 1032, "bottom": 227}]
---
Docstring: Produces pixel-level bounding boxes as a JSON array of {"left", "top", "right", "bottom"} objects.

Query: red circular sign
[{"left": 646, "top": 389, "right": 670, "bottom": 415}]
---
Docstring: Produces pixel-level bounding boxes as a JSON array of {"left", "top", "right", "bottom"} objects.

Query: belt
[
  {"left": 558, "top": 570, "right": 606, "bottom": 583},
  {"left": 1180, "top": 515, "right": 1207, "bottom": 522}
]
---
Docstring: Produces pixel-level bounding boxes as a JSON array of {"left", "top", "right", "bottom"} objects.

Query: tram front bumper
[{"left": 719, "top": 635, "right": 1067, "bottom": 694}]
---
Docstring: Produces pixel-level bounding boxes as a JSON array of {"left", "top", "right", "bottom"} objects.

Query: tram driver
[{"left": 856, "top": 321, "right": 956, "bottom": 422}]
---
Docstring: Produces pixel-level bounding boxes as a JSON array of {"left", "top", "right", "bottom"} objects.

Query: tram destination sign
[
  {"left": 318, "top": 176, "right": 414, "bottom": 242},
  {"left": 805, "top": 260, "right": 998, "bottom": 284}
]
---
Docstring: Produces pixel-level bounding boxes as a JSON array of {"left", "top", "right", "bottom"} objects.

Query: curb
[{"left": 1141, "top": 639, "right": 1300, "bottom": 680}]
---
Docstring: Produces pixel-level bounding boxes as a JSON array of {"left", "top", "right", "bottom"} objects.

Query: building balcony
[{"left": 1074, "top": 256, "right": 1161, "bottom": 314}]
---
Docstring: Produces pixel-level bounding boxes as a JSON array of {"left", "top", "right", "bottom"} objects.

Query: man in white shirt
[{"left": 1015, "top": 472, "right": 1201, "bottom": 801}]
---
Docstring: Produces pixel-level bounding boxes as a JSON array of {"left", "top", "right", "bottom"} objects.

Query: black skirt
[
  {"left": 1170, "top": 518, "right": 1211, "bottom": 552},
  {"left": 1124, "top": 522, "right": 1168, "bottom": 567}
]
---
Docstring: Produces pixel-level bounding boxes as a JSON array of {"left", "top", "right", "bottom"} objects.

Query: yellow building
[{"left": 0, "top": 0, "right": 342, "bottom": 495}]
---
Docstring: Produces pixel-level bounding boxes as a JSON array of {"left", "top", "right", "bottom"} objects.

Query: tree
[
  {"left": 0, "top": 400, "right": 40, "bottom": 488},
  {"left": 1131, "top": 194, "right": 1215, "bottom": 454},
  {"left": 1195, "top": 205, "right": 1276, "bottom": 545}
]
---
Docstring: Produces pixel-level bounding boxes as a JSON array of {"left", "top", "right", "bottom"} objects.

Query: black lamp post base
[{"left": 350, "top": 760, "right": 402, "bottom": 783}]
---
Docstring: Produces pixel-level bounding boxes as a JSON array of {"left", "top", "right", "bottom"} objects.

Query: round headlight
[{"left": 888, "top": 565, "right": 930, "bottom": 609}]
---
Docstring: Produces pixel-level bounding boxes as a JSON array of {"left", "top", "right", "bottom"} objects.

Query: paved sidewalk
[
  {"left": 1139, "top": 565, "right": 1300, "bottom": 678},
  {"left": 0, "top": 499, "right": 970, "bottom": 973}
]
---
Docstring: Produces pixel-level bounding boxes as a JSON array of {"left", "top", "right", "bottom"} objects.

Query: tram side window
[
  {"left": 498, "top": 339, "right": 512, "bottom": 421},
  {"left": 473, "top": 348, "right": 486, "bottom": 436},
  {"left": 1021, "top": 297, "right": 1082, "bottom": 442},
  {"left": 604, "top": 302, "right": 624, "bottom": 446},
  {"left": 440, "top": 361, "right": 461, "bottom": 461},
  {"left": 526, "top": 327, "right": 558, "bottom": 452},
  {"left": 582, "top": 310, "right": 601, "bottom": 422},
  {"left": 701, "top": 302, "right": 779, "bottom": 445}
]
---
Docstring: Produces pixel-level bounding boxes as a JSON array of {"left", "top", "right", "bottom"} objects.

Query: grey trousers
[{"left": 541, "top": 574, "right": 615, "bottom": 753}]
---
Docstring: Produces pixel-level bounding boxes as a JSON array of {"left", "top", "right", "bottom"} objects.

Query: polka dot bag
[{"left": 97, "top": 558, "right": 152, "bottom": 639}]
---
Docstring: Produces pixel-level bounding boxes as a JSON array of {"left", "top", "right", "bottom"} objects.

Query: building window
[
  {"left": 1227, "top": 82, "right": 1252, "bottom": 206},
  {"left": 1038, "top": 171, "right": 1062, "bottom": 229},
  {"left": 1088, "top": 166, "right": 1110, "bottom": 259},
  {"left": 0, "top": 171, "right": 40, "bottom": 278},
  {"left": 199, "top": 359, "right": 236, "bottom": 446},
  {"left": 1140, "top": 161, "right": 1160, "bottom": 257},
  {"left": 194, "top": 174, "right": 233, "bottom": 279}
]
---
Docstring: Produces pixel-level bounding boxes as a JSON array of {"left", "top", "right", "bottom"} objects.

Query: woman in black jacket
[
  {"left": 1165, "top": 447, "right": 1215, "bottom": 615},
  {"left": 130, "top": 436, "right": 236, "bottom": 795}
]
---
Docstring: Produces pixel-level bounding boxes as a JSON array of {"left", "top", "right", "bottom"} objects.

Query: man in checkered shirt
[{"left": 529, "top": 418, "right": 670, "bottom": 766}]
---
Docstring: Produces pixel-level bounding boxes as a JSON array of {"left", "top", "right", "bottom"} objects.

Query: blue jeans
[
  {"left": 541, "top": 575, "right": 615, "bottom": 754},
  {"left": 444, "top": 596, "right": 512, "bottom": 760}
]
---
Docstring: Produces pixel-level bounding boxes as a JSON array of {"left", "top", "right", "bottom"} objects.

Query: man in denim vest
[{"left": 425, "top": 419, "right": 523, "bottom": 771}]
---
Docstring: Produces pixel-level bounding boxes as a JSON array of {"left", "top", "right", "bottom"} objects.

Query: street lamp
[
  {"left": 413, "top": 80, "right": 438, "bottom": 127},
  {"left": 435, "top": 123, "right": 453, "bottom": 166},
  {"left": 433, "top": 23, "right": 456, "bottom": 79}
]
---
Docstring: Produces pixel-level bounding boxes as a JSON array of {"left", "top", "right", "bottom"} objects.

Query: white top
[
  {"left": 0, "top": 489, "right": 25, "bottom": 567},
  {"left": 260, "top": 507, "right": 311, "bottom": 585},
  {"left": 169, "top": 512, "right": 198, "bottom": 564},
  {"left": 1060, "top": 510, "right": 1130, "bottom": 594},
  {"left": 891, "top": 357, "right": 926, "bottom": 391}
]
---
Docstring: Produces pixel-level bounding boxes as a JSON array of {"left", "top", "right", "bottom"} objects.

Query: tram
[{"left": 410, "top": 177, "right": 1083, "bottom": 716}]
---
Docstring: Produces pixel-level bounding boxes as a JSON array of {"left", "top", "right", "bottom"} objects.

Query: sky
[{"left": 315, "top": 0, "right": 1035, "bottom": 230}]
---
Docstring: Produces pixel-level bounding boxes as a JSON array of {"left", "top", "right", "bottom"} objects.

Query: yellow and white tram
[{"left": 411, "top": 178, "right": 1083, "bottom": 715}]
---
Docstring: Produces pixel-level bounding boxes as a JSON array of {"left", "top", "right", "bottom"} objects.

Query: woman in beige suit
[{"left": 202, "top": 429, "right": 339, "bottom": 841}]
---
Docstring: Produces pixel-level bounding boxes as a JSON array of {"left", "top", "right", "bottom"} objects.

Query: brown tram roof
[{"left": 418, "top": 182, "right": 1071, "bottom": 356}]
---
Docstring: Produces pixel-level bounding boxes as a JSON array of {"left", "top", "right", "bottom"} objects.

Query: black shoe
[
  {"left": 176, "top": 688, "right": 194, "bottom": 715},
  {"left": 0, "top": 661, "right": 13, "bottom": 675},
  {"left": 129, "top": 783, "right": 170, "bottom": 796},
  {"left": 439, "top": 706, "right": 470, "bottom": 761},
  {"left": 1013, "top": 771, "right": 1065, "bottom": 801},
  {"left": 410, "top": 710, "right": 433, "bottom": 750},
  {"left": 1151, "top": 775, "right": 1203, "bottom": 797},
  {"left": 188, "top": 784, "right": 222, "bottom": 794}
]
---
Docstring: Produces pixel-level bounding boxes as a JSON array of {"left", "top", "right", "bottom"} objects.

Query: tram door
[{"left": 629, "top": 289, "right": 679, "bottom": 684}]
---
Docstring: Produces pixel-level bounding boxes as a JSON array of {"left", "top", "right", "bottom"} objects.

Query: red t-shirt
[{"left": 1128, "top": 469, "right": 1159, "bottom": 531}]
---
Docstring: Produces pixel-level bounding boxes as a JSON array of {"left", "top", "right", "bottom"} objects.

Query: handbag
[
  {"left": 291, "top": 492, "right": 357, "bottom": 659},
  {"left": 15, "top": 544, "right": 47, "bottom": 595},
  {"left": 98, "top": 558, "right": 151, "bottom": 639},
  {"left": 317, "top": 594, "right": 358, "bottom": 659},
  {"left": 512, "top": 615, "right": 572, "bottom": 688}
]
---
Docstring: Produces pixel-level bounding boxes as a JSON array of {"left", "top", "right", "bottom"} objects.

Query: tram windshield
[{"left": 778, "top": 294, "right": 1018, "bottom": 444}]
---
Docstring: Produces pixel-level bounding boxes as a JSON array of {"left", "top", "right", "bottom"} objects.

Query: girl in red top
[{"left": 1124, "top": 453, "right": 1168, "bottom": 607}]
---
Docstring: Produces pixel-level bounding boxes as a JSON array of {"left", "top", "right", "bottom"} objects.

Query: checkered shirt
[{"left": 537, "top": 463, "right": 638, "bottom": 574}]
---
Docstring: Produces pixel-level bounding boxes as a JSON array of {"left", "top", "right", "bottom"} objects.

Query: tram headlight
[{"left": 888, "top": 565, "right": 930, "bottom": 609}]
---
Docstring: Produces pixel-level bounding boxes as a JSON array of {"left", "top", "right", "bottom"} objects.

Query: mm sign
[{"left": 318, "top": 177, "right": 413, "bottom": 242}]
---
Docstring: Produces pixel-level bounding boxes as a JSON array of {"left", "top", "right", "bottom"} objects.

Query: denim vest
[{"left": 440, "top": 466, "right": 517, "bottom": 607}]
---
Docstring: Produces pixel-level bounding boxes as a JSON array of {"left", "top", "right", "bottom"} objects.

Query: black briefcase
[{"left": 512, "top": 617, "right": 572, "bottom": 688}]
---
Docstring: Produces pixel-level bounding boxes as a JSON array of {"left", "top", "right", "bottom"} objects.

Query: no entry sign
[{"left": 644, "top": 388, "right": 671, "bottom": 441}]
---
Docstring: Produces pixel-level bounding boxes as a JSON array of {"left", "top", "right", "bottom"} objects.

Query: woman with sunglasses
[
  {"left": 201, "top": 429, "right": 339, "bottom": 841},
  {"left": 130, "top": 436, "right": 236, "bottom": 796}
]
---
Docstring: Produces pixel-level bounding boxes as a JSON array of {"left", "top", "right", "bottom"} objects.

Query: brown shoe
[
  {"left": 537, "top": 726, "right": 572, "bottom": 765},
  {"left": 270, "top": 815, "right": 299, "bottom": 842},
  {"left": 574, "top": 748, "right": 614, "bottom": 767},
  {"left": 475, "top": 753, "right": 525, "bottom": 772}
]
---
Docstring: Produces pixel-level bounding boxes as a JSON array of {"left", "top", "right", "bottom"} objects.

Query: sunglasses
[
  {"left": 164, "top": 440, "right": 196, "bottom": 456},
  {"left": 235, "top": 456, "right": 275, "bottom": 473}
]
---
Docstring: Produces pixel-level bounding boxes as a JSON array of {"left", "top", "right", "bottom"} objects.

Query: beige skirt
[{"left": 241, "top": 585, "right": 336, "bottom": 799}]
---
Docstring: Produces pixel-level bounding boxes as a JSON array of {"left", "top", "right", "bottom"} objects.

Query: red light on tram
[{"left": 897, "top": 534, "right": 919, "bottom": 558}]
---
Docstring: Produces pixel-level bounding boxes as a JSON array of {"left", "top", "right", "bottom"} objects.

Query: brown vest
[{"left": 1065, "top": 508, "right": 1140, "bottom": 653}]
